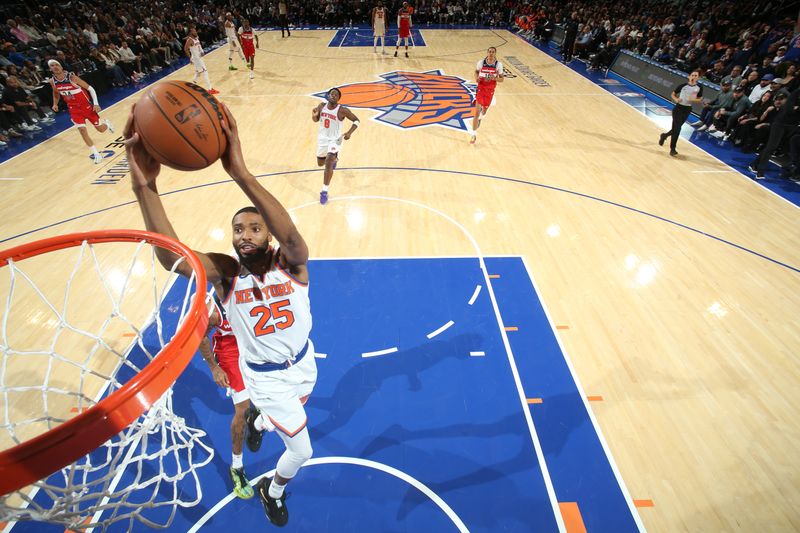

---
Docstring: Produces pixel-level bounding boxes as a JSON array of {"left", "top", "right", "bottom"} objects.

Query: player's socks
[
  {"left": 268, "top": 479, "right": 287, "bottom": 499},
  {"left": 104, "top": 119, "right": 114, "bottom": 134},
  {"left": 202, "top": 71, "right": 213, "bottom": 90},
  {"left": 322, "top": 185, "right": 329, "bottom": 193},
  {"left": 249, "top": 70, "right": 254, "bottom": 79},
  {"left": 232, "top": 453, "right": 243, "bottom": 469},
  {"left": 394, "top": 49, "right": 398, "bottom": 57}
]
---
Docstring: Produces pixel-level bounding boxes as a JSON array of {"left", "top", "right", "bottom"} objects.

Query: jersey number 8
[{"left": 250, "top": 299, "right": 295, "bottom": 336}]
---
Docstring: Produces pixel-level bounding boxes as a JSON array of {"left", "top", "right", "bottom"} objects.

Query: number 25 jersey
[{"left": 222, "top": 252, "right": 312, "bottom": 365}]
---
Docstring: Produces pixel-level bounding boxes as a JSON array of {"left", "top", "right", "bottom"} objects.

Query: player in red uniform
[
  {"left": 238, "top": 19, "right": 259, "bottom": 80},
  {"left": 48, "top": 60, "right": 114, "bottom": 164},
  {"left": 394, "top": 2, "right": 412, "bottom": 58},
  {"left": 469, "top": 46, "right": 504, "bottom": 144},
  {"left": 197, "top": 294, "right": 258, "bottom": 499}
]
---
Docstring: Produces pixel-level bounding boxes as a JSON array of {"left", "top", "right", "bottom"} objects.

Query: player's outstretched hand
[
  {"left": 219, "top": 102, "right": 250, "bottom": 180},
  {"left": 124, "top": 106, "right": 161, "bottom": 189}
]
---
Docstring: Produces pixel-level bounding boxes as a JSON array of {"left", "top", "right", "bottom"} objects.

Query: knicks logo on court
[{"left": 314, "top": 70, "right": 476, "bottom": 131}]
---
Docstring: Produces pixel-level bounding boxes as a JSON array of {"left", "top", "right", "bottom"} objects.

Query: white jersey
[
  {"left": 225, "top": 21, "right": 237, "bottom": 40},
  {"left": 222, "top": 251, "right": 312, "bottom": 365},
  {"left": 188, "top": 37, "right": 203, "bottom": 61},
  {"left": 318, "top": 104, "right": 343, "bottom": 141}
]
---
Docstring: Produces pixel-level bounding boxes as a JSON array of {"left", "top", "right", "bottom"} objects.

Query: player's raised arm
[
  {"left": 219, "top": 103, "right": 309, "bottom": 268},
  {"left": 124, "top": 109, "right": 238, "bottom": 282}
]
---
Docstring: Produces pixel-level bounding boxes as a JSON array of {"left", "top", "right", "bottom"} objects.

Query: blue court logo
[{"left": 314, "top": 70, "right": 476, "bottom": 131}]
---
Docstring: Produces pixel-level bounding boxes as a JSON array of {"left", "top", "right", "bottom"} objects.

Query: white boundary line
[
  {"left": 468, "top": 284, "right": 482, "bottom": 305},
  {"left": 362, "top": 346, "right": 398, "bottom": 357},
  {"left": 519, "top": 255, "right": 646, "bottom": 532},
  {"left": 469, "top": 351, "right": 485, "bottom": 357},
  {"left": 187, "top": 456, "right": 469, "bottom": 532},
  {"left": 426, "top": 320, "right": 454, "bottom": 339},
  {"left": 288, "top": 194, "right": 565, "bottom": 531},
  {"left": 338, "top": 28, "right": 351, "bottom": 48}
]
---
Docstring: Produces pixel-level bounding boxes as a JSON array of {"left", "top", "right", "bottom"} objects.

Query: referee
[{"left": 659, "top": 70, "right": 704, "bottom": 156}]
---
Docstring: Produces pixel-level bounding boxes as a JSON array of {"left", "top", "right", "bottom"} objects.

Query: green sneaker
[
  {"left": 230, "top": 467, "right": 254, "bottom": 499},
  {"left": 229, "top": 64, "right": 238, "bottom": 71}
]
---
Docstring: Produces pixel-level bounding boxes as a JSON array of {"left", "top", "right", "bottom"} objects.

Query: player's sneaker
[
  {"left": 230, "top": 467, "right": 254, "bottom": 499},
  {"left": 229, "top": 64, "right": 238, "bottom": 70},
  {"left": 244, "top": 405, "right": 264, "bottom": 452},
  {"left": 249, "top": 71, "right": 254, "bottom": 79},
  {"left": 469, "top": 135, "right": 476, "bottom": 144},
  {"left": 394, "top": 50, "right": 398, "bottom": 57},
  {"left": 92, "top": 153, "right": 103, "bottom": 164},
  {"left": 104, "top": 119, "right": 115, "bottom": 134},
  {"left": 405, "top": 52, "right": 409, "bottom": 58},
  {"left": 256, "top": 478, "right": 289, "bottom": 527},
  {"left": 208, "top": 88, "right": 220, "bottom": 95},
  {"left": 658, "top": 133, "right": 668, "bottom": 146},
  {"left": 320, "top": 191, "right": 328, "bottom": 205}
]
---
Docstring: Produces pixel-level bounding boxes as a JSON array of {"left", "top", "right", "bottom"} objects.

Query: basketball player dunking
[
  {"left": 184, "top": 26, "right": 219, "bottom": 95},
  {"left": 48, "top": 60, "right": 114, "bottom": 165},
  {"left": 312, "top": 87, "right": 360, "bottom": 205},
  {"left": 225, "top": 13, "right": 245, "bottom": 71},
  {"left": 238, "top": 19, "right": 259, "bottom": 80},
  {"left": 395, "top": 2, "right": 412, "bottom": 57},
  {"left": 372, "top": 2, "right": 388, "bottom": 54},
  {"left": 197, "top": 298, "right": 254, "bottom": 500},
  {"left": 126, "top": 104, "right": 316, "bottom": 527},
  {"left": 470, "top": 46, "right": 504, "bottom": 144}
]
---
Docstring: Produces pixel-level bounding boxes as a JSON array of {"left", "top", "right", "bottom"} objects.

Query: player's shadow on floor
[
  {"left": 306, "top": 414, "right": 547, "bottom": 529},
  {"left": 308, "top": 333, "right": 481, "bottom": 443}
]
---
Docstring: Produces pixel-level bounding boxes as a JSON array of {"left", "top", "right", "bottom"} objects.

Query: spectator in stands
[
  {"left": 750, "top": 73, "right": 774, "bottom": 103},
  {"left": 705, "top": 61, "right": 726, "bottom": 84},
  {"left": 707, "top": 86, "right": 751, "bottom": 136},
  {"left": 695, "top": 80, "right": 734, "bottom": 131},
  {"left": 750, "top": 88, "right": 800, "bottom": 178},
  {"left": 730, "top": 90, "right": 775, "bottom": 149},
  {"left": 721, "top": 65, "right": 744, "bottom": 88},
  {"left": 1, "top": 75, "right": 53, "bottom": 125}
]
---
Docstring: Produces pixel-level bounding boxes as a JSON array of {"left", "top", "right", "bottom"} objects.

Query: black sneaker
[
  {"left": 670, "top": 149, "right": 678, "bottom": 157},
  {"left": 394, "top": 50, "right": 398, "bottom": 57},
  {"left": 257, "top": 477, "right": 289, "bottom": 527},
  {"left": 747, "top": 163, "right": 758, "bottom": 173},
  {"left": 659, "top": 133, "right": 668, "bottom": 146},
  {"left": 244, "top": 405, "right": 264, "bottom": 452},
  {"left": 405, "top": 52, "right": 409, "bottom": 58}
]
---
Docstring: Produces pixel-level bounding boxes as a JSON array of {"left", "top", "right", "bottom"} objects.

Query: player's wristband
[{"left": 87, "top": 85, "right": 99, "bottom": 106}]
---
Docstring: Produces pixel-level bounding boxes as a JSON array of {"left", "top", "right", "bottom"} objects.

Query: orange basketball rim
[{"left": 0, "top": 230, "right": 209, "bottom": 496}]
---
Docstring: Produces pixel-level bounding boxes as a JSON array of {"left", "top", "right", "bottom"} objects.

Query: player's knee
[{"left": 290, "top": 439, "right": 312, "bottom": 463}]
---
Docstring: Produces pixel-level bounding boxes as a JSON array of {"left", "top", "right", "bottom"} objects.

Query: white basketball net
[{"left": 0, "top": 238, "right": 213, "bottom": 531}]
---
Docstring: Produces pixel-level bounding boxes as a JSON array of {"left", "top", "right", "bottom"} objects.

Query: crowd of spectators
[
  {"left": 515, "top": 1, "right": 800, "bottom": 179},
  {"left": 0, "top": 0, "right": 229, "bottom": 148},
  {"left": 2, "top": 0, "right": 800, "bottom": 177}
]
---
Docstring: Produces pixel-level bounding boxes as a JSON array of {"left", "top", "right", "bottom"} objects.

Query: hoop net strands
[{"left": 0, "top": 231, "right": 211, "bottom": 531}]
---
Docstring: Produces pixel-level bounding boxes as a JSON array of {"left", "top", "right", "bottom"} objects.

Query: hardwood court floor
[{"left": 1, "top": 29, "right": 799, "bottom": 532}]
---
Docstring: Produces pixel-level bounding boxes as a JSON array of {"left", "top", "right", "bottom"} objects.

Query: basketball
[
  {"left": 338, "top": 83, "right": 415, "bottom": 107},
  {"left": 133, "top": 81, "right": 227, "bottom": 171}
]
